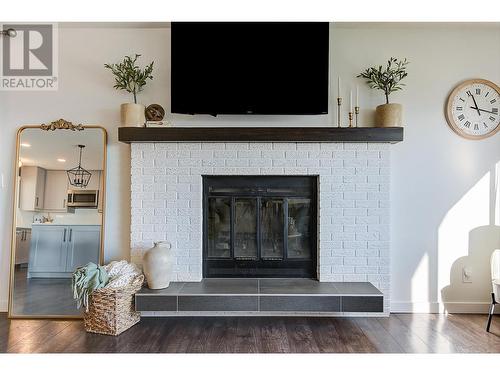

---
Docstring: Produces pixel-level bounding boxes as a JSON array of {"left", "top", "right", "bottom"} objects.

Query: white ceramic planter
[
  {"left": 375, "top": 103, "right": 403, "bottom": 127},
  {"left": 142, "top": 241, "right": 173, "bottom": 289},
  {"left": 121, "top": 103, "right": 146, "bottom": 127}
]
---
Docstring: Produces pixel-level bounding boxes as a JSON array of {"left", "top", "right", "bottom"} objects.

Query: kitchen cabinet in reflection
[{"left": 28, "top": 224, "right": 100, "bottom": 278}]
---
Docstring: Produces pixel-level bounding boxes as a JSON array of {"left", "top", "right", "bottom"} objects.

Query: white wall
[
  {"left": 333, "top": 23, "right": 500, "bottom": 312},
  {"left": 0, "top": 23, "right": 499, "bottom": 312}
]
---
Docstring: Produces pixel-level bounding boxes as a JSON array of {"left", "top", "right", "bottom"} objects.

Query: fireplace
[
  {"left": 202, "top": 176, "right": 317, "bottom": 278},
  {"left": 130, "top": 141, "right": 392, "bottom": 314}
]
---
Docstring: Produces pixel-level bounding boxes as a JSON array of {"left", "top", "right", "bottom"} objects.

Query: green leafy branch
[
  {"left": 357, "top": 57, "right": 409, "bottom": 104},
  {"left": 104, "top": 54, "right": 154, "bottom": 104}
]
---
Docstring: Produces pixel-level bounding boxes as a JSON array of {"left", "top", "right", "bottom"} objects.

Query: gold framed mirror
[{"left": 8, "top": 120, "right": 107, "bottom": 319}]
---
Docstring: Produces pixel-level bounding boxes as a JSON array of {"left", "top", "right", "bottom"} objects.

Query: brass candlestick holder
[
  {"left": 337, "top": 97, "right": 342, "bottom": 127},
  {"left": 348, "top": 111, "right": 353, "bottom": 128},
  {"left": 354, "top": 106, "right": 360, "bottom": 127}
]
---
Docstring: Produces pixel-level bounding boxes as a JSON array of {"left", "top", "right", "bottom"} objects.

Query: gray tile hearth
[
  {"left": 342, "top": 296, "right": 384, "bottom": 312},
  {"left": 137, "top": 295, "right": 177, "bottom": 312},
  {"left": 179, "top": 296, "right": 258, "bottom": 311},
  {"left": 259, "top": 279, "right": 340, "bottom": 295},
  {"left": 138, "top": 282, "right": 186, "bottom": 295},
  {"left": 330, "top": 282, "right": 382, "bottom": 295},
  {"left": 179, "top": 278, "right": 259, "bottom": 295},
  {"left": 260, "top": 296, "right": 341, "bottom": 312},
  {"left": 135, "top": 279, "right": 384, "bottom": 315}
]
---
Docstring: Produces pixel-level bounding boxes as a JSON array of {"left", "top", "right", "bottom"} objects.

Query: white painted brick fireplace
[{"left": 130, "top": 141, "right": 391, "bottom": 313}]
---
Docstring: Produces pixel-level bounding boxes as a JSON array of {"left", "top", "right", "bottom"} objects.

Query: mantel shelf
[{"left": 118, "top": 126, "right": 404, "bottom": 144}]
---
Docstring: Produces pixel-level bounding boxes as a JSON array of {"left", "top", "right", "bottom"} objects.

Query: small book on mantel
[{"left": 145, "top": 121, "right": 172, "bottom": 128}]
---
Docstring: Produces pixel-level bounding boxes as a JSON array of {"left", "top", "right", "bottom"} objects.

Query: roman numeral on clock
[
  {"left": 474, "top": 123, "right": 479, "bottom": 130},
  {"left": 476, "top": 88, "right": 481, "bottom": 95},
  {"left": 464, "top": 121, "right": 471, "bottom": 128},
  {"left": 491, "top": 99, "right": 497, "bottom": 104},
  {"left": 456, "top": 106, "right": 463, "bottom": 111},
  {"left": 483, "top": 122, "right": 488, "bottom": 128},
  {"left": 490, "top": 116, "right": 496, "bottom": 122},
  {"left": 466, "top": 90, "right": 473, "bottom": 97},
  {"left": 458, "top": 114, "right": 465, "bottom": 121},
  {"left": 493, "top": 108, "right": 498, "bottom": 114}
]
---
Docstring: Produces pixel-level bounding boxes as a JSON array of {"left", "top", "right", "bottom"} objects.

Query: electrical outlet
[{"left": 462, "top": 267, "right": 472, "bottom": 283}]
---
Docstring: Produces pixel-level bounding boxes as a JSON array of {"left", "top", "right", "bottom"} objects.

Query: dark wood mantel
[{"left": 118, "top": 126, "right": 404, "bottom": 143}]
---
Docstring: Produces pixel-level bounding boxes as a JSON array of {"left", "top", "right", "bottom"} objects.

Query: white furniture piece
[
  {"left": 28, "top": 224, "right": 101, "bottom": 278},
  {"left": 487, "top": 249, "right": 500, "bottom": 332},
  {"left": 19, "top": 166, "right": 46, "bottom": 211}
]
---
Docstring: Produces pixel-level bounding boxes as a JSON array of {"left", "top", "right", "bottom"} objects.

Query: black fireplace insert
[{"left": 203, "top": 176, "right": 317, "bottom": 278}]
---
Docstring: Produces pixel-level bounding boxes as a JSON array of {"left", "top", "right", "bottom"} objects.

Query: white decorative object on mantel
[{"left": 142, "top": 241, "right": 174, "bottom": 289}]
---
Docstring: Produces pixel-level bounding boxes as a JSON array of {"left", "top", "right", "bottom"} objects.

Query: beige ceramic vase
[
  {"left": 375, "top": 103, "right": 403, "bottom": 127},
  {"left": 142, "top": 241, "right": 173, "bottom": 289},
  {"left": 120, "top": 103, "right": 146, "bottom": 127}
]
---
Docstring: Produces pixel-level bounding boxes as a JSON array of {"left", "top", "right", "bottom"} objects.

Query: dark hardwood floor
[
  {"left": 11, "top": 267, "right": 80, "bottom": 316},
  {"left": 1, "top": 313, "right": 499, "bottom": 353}
]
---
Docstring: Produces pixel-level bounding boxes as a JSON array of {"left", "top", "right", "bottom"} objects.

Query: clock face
[{"left": 446, "top": 79, "right": 500, "bottom": 139}]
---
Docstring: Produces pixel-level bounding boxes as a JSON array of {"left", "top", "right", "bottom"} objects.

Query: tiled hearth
[
  {"left": 130, "top": 141, "right": 391, "bottom": 315},
  {"left": 135, "top": 279, "right": 383, "bottom": 316}
]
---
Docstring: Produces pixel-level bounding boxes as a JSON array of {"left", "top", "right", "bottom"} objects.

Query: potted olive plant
[
  {"left": 105, "top": 54, "right": 154, "bottom": 127},
  {"left": 357, "top": 57, "right": 409, "bottom": 127}
]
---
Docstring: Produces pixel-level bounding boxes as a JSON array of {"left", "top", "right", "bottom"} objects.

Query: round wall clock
[{"left": 445, "top": 78, "right": 500, "bottom": 140}]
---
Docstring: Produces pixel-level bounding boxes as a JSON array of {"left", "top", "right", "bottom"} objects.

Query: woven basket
[{"left": 83, "top": 274, "right": 144, "bottom": 336}]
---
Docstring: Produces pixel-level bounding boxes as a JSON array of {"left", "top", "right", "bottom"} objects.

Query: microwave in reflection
[{"left": 67, "top": 189, "right": 99, "bottom": 208}]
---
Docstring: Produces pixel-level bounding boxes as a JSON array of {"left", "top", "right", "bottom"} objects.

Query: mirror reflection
[{"left": 10, "top": 126, "right": 106, "bottom": 317}]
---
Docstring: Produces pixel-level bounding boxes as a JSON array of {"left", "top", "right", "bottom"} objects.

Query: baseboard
[
  {"left": 391, "top": 302, "right": 441, "bottom": 313},
  {"left": 441, "top": 302, "right": 496, "bottom": 314},
  {"left": 0, "top": 299, "right": 8, "bottom": 313},
  {"left": 391, "top": 301, "right": 497, "bottom": 314}
]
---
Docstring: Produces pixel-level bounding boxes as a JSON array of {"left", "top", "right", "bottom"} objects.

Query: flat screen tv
[{"left": 171, "top": 22, "right": 329, "bottom": 115}]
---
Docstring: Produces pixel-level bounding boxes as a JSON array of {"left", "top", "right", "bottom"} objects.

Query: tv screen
[{"left": 171, "top": 22, "right": 329, "bottom": 115}]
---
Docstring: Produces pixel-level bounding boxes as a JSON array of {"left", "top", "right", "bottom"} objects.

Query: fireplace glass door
[
  {"left": 287, "top": 198, "right": 312, "bottom": 259},
  {"left": 234, "top": 198, "right": 258, "bottom": 259},
  {"left": 207, "top": 197, "right": 231, "bottom": 258},
  {"left": 203, "top": 176, "right": 317, "bottom": 278},
  {"left": 261, "top": 198, "right": 284, "bottom": 260}
]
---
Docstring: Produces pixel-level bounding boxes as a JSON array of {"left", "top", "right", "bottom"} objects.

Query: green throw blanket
[{"left": 72, "top": 262, "right": 109, "bottom": 311}]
